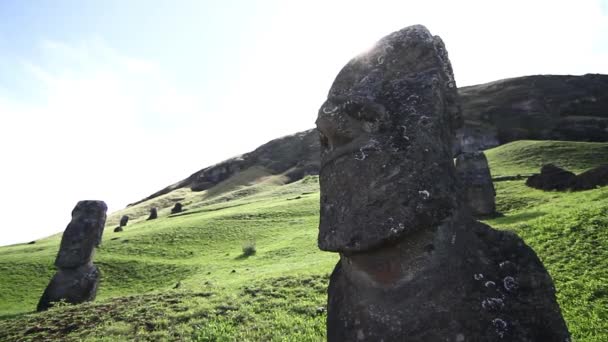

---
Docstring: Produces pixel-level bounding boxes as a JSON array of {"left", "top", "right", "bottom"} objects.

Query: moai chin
[
  {"left": 37, "top": 200, "right": 107, "bottom": 311},
  {"left": 316, "top": 25, "right": 570, "bottom": 341}
]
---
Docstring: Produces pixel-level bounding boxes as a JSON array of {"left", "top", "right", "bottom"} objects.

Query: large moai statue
[
  {"left": 316, "top": 25, "right": 569, "bottom": 341},
  {"left": 455, "top": 151, "right": 496, "bottom": 217},
  {"left": 37, "top": 200, "right": 107, "bottom": 311}
]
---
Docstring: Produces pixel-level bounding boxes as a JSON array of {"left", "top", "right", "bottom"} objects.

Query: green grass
[{"left": 1, "top": 140, "right": 607, "bottom": 341}]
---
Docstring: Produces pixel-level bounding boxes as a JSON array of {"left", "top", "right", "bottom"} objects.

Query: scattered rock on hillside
[
  {"left": 526, "top": 163, "right": 608, "bottom": 191},
  {"left": 37, "top": 200, "right": 107, "bottom": 311},
  {"left": 147, "top": 208, "right": 158, "bottom": 220},
  {"left": 114, "top": 226, "right": 123, "bottom": 233},
  {"left": 574, "top": 164, "right": 608, "bottom": 190},
  {"left": 171, "top": 203, "right": 183, "bottom": 214},
  {"left": 317, "top": 25, "right": 570, "bottom": 341},
  {"left": 119, "top": 215, "right": 129, "bottom": 227},
  {"left": 526, "top": 164, "right": 577, "bottom": 190},
  {"left": 455, "top": 152, "right": 496, "bottom": 216}
]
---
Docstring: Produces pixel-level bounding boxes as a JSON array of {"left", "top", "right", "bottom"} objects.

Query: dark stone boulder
[
  {"left": 114, "top": 226, "right": 123, "bottom": 233},
  {"left": 574, "top": 164, "right": 608, "bottom": 190},
  {"left": 147, "top": 208, "right": 158, "bottom": 220},
  {"left": 455, "top": 152, "right": 496, "bottom": 216},
  {"left": 37, "top": 200, "right": 107, "bottom": 311},
  {"left": 526, "top": 164, "right": 577, "bottom": 191},
  {"left": 527, "top": 163, "right": 608, "bottom": 191},
  {"left": 119, "top": 215, "right": 129, "bottom": 227},
  {"left": 171, "top": 203, "right": 183, "bottom": 214},
  {"left": 316, "top": 25, "right": 569, "bottom": 341}
]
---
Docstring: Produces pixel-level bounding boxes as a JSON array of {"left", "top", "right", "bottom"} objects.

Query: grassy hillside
[{"left": 1, "top": 140, "right": 607, "bottom": 341}]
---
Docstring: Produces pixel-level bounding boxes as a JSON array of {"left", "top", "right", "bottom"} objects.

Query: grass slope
[{"left": 1, "top": 140, "right": 607, "bottom": 341}]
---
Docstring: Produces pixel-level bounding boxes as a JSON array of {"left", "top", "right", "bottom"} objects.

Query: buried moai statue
[
  {"left": 171, "top": 202, "right": 183, "bottom": 214},
  {"left": 119, "top": 215, "right": 129, "bottom": 227},
  {"left": 316, "top": 25, "right": 569, "bottom": 341},
  {"left": 455, "top": 152, "right": 496, "bottom": 217},
  {"left": 37, "top": 201, "right": 107, "bottom": 311},
  {"left": 147, "top": 207, "right": 158, "bottom": 220}
]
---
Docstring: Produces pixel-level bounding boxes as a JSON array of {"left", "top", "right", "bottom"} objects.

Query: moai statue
[
  {"left": 315, "top": 25, "right": 570, "bottom": 341},
  {"left": 147, "top": 207, "right": 158, "bottom": 220},
  {"left": 37, "top": 201, "right": 107, "bottom": 311},
  {"left": 119, "top": 215, "right": 129, "bottom": 227},
  {"left": 455, "top": 151, "right": 496, "bottom": 217},
  {"left": 171, "top": 202, "right": 183, "bottom": 214}
]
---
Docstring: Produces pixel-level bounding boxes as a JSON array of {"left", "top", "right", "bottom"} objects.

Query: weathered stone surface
[
  {"left": 37, "top": 263, "right": 100, "bottom": 311},
  {"left": 316, "top": 25, "right": 460, "bottom": 253},
  {"left": 147, "top": 208, "right": 158, "bottom": 220},
  {"left": 171, "top": 203, "right": 183, "bottom": 214},
  {"left": 316, "top": 25, "right": 569, "bottom": 341},
  {"left": 55, "top": 201, "right": 108, "bottom": 269},
  {"left": 119, "top": 215, "right": 129, "bottom": 227},
  {"left": 38, "top": 200, "right": 107, "bottom": 311},
  {"left": 455, "top": 152, "right": 496, "bottom": 216},
  {"left": 526, "top": 163, "right": 608, "bottom": 191},
  {"left": 526, "top": 164, "right": 577, "bottom": 191}
]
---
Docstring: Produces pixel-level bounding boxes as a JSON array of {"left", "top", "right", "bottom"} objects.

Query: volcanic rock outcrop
[
  {"left": 316, "top": 25, "right": 569, "bottom": 341},
  {"left": 526, "top": 163, "right": 608, "bottom": 191},
  {"left": 457, "top": 74, "right": 608, "bottom": 152},
  {"left": 455, "top": 152, "right": 496, "bottom": 216},
  {"left": 37, "top": 201, "right": 107, "bottom": 311}
]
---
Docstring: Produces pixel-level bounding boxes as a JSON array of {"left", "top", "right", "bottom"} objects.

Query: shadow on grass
[
  {"left": 492, "top": 211, "right": 547, "bottom": 225},
  {"left": 0, "top": 311, "right": 29, "bottom": 320}
]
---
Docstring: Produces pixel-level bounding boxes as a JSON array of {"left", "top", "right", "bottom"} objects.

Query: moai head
[
  {"left": 55, "top": 201, "right": 108, "bottom": 268},
  {"left": 316, "top": 25, "right": 463, "bottom": 253},
  {"left": 148, "top": 207, "right": 158, "bottom": 220},
  {"left": 119, "top": 215, "right": 129, "bottom": 227}
]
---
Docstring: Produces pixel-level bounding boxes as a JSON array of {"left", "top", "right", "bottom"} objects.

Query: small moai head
[
  {"left": 147, "top": 207, "right": 158, "bottom": 220},
  {"left": 171, "top": 202, "right": 183, "bottom": 214},
  {"left": 119, "top": 215, "right": 129, "bottom": 227},
  {"left": 55, "top": 201, "right": 108, "bottom": 269},
  {"left": 316, "top": 25, "right": 462, "bottom": 253}
]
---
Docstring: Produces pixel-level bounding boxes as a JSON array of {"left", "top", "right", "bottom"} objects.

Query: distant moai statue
[
  {"left": 37, "top": 200, "right": 107, "bottom": 311},
  {"left": 316, "top": 25, "right": 569, "bottom": 341},
  {"left": 171, "top": 203, "right": 183, "bottom": 214},
  {"left": 147, "top": 207, "right": 158, "bottom": 220},
  {"left": 119, "top": 215, "right": 129, "bottom": 227},
  {"left": 455, "top": 151, "right": 496, "bottom": 216}
]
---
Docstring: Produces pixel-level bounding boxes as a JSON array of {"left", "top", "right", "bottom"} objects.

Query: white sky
[{"left": 0, "top": 0, "right": 607, "bottom": 245}]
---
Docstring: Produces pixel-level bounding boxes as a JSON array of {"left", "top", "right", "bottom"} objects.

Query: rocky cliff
[
  {"left": 130, "top": 74, "right": 608, "bottom": 205},
  {"left": 456, "top": 74, "right": 608, "bottom": 152}
]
